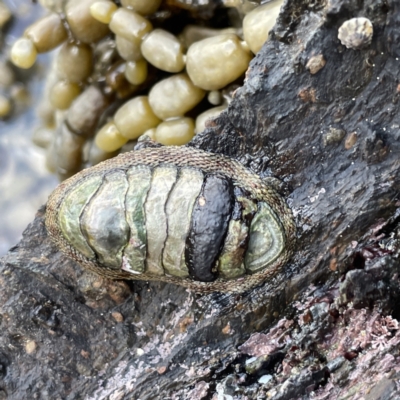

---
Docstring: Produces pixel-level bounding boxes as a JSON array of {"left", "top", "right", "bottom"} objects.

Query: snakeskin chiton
[{"left": 46, "top": 147, "right": 296, "bottom": 293}]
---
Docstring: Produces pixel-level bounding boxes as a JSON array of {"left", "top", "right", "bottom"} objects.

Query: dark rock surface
[{"left": 1, "top": 0, "right": 400, "bottom": 398}]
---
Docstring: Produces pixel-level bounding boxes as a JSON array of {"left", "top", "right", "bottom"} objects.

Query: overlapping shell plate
[{"left": 45, "top": 147, "right": 296, "bottom": 293}]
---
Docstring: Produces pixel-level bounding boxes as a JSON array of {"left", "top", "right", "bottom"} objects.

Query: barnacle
[{"left": 338, "top": 17, "right": 373, "bottom": 50}]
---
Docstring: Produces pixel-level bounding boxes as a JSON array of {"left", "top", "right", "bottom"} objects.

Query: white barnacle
[{"left": 338, "top": 17, "right": 373, "bottom": 50}]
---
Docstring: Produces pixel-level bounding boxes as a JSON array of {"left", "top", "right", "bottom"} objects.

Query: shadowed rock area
[{"left": 1, "top": 0, "right": 400, "bottom": 398}]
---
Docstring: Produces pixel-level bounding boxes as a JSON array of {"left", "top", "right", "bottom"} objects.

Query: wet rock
[
  {"left": 339, "top": 256, "right": 400, "bottom": 311},
  {"left": 245, "top": 352, "right": 285, "bottom": 376},
  {"left": 1, "top": 0, "right": 400, "bottom": 398},
  {"left": 266, "top": 368, "right": 329, "bottom": 400}
]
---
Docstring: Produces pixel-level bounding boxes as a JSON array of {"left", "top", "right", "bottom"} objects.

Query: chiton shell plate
[{"left": 46, "top": 146, "right": 296, "bottom": 293}]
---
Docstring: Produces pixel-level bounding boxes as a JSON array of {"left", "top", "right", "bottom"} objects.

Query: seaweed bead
[
  {"left": 115, "top": 35, "right": 143, "bottom": 61},
  {"left": 49, "top": 81, "right": 81, "bottom": 110},
  {"left": 186, "top": 34, "right": 252, "bottom": 91},
  {"left": 141, "top": 29, "right": 185, "bottom": 73},
  {"left": 195, "top": 105, "right": 226, "bottom": 133},
  {"left": 95, "top": 121, "right": 129, "bottom": 152},
  {"left": 10, "top": 38, "right": 37, "bottom": 69},
  {"left": 120, "top": 0, "right": 162, "bottom": 15},
  {"left": 109, "top": 8, "right": 152, "bottom": 45},
  {"left": 90, "top": 1, "right": 118, "bottom": 24},
  {"left": 124, "top": 60, "right": 148, "bottom": 85},
  {"left": 56, "top": 42, "right": 93, "bottom": 84},
  {"left": 155, "top": 117, "right": 195, "bottom": 145},
  {"left": 114, "top": 96, "right": 161, "bottom": 139},
  {"left": 148, "top": 73, "right": 205, "bottom": 120},
  {"left": 66, "top": 0, "right": 110, "bottom": 43},
  {"left": 0, "top": 95, "right": 11, "bottom": 118},
  {"left": 24, "top": 13, "right": 68, "bottom": 53},
  {"left": 242, "top": 1, "right": 283, "bottom": 54}
]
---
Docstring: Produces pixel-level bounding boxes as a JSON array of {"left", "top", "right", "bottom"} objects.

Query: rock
[{"left": 1, "top": 0, "right": 400, "bottom": 398}]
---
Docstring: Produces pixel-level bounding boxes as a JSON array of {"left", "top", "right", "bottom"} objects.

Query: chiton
[{"left": 46, "top": 146, "right": 296, "bottom": 293}]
